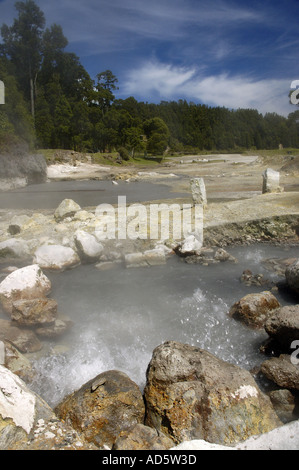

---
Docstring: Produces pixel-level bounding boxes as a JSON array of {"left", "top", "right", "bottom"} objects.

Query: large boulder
[
  {"left": 144, "top": 341, "right": 281, "bottom": 446},
  {"left": 285, "top": 259, "right": 299, "bottom": 296},
  {"left": 265, "top": 305, "right": 299, "bottom": 349},
  {"left": 0, "top": 366, "right": 95, "bottom": 450},
  {"left": 33, "top": 244, "right": 80, "bottom": 271},
  {"left": 261, "top": 355, "right": 299, "bottom": 391},
  {"left": 229, "top": 291, "right": 280, "bottom": 329},
  {"left": 0, "top": 264, "right": 51, "bottom": 314},
  {"left": 55, "top": 370, "right": 145, "bottom": 449}
]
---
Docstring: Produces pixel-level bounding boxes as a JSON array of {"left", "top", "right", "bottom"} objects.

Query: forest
[{"left": 1, "top": 0, "right": 299, "bottom": 158}]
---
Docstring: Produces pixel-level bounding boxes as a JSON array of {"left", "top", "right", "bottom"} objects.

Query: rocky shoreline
[
  {"left": 0, "top": 196, "right": 298, "bottom": 449},
  {"left": 0, "top": 154, "right": 299, "bottom": 450}
]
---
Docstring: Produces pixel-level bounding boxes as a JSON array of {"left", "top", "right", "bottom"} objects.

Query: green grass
[{"left": 38, "top": 149, "right": 165, "bottom": 167}]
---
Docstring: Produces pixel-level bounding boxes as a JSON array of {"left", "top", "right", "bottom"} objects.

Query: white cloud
[{"left": 121, "top": 60, "right": 293, "bottom": 116}]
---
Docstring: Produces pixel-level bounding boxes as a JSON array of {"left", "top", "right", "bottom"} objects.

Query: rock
[
  {"left": 113, "top": 424, "right": 175, "bottom": 450},
  {"left": 172, "top": 420, "right": 299, "bottom": 450},
  {"left": 1, "top": 340, "right": 35, "bottom": 383},
  {"left": 229, "top": 291, "right": 280, "bottom": 329},
  {"left": 0, "top": 264, "right": 51, "bottom": 314},
  {"left": 285, "top": 259, "right": 299, "bottom": 296},
  {"left": 0, "top": 366, "right": 95, "bottom": 450},
  {"left": 262, "top": 257, "right": 297, "bottom": 277},
  {"left": 8, "top": 215, "right": 30, "bottom": 235},
  {"left": 190, "top": 178, "right": 207, "bottom": 206},
  {"left": 35, "top": 315, "right": 73, "bottom": 338},
  {"left": 269, "top": 389, "right": 298, "bottom": 424},
  {"left": 0, "top": 238, "right": 30, "bottom": 259},
  {"left": 54, "top": 199, "right": 81, "bottom": 222},
  {"left": 33, "top": 244, "right": 80, "bottom": 271},
  {"left": 240, "top": 270, "right": 272, "bottom": 287},
  {"left": 55, "top": 370, "right": 145, "bottom": 449},
  {"left": 74, "top": 229, "right": 104, "bottom": 262},
  {"left": 261, "top": 355, "right": 299, "bottom": 390},
  {"left": 0, "top": 319, "right": 42, "bottom": 353},
  {"left": 262, "top": 168, "right": 283, "bottom": 194},
  {"left": 125, "top": 252, "right": 148, "bottom": 268},
  {"left": 11, "top": 298, "right": 58, "bottom": 327},
  {"left": 95, "top": 261, "right": 121, "bottom": 271},
  {"left": 214, "top": 248, "right": 238, "bottom": 263},
  {"left": 143, "top": 248, "right": 166, "bottom": 266},
  {"left": 144, "top": 341, "right": 281, "bottom": 446},
  {"left": 125, "top": 249, "right": 167, "bottom": 268},
  {"left": 265, "top": 305, "right": 299, "bottom": 349},
  {"left": 176, "top": 234, "right": 203, "bottom": 256}
]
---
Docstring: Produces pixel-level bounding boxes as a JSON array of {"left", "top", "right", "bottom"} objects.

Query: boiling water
[{"left": 28, "top": 244, "right": 298, "bottom": 407}]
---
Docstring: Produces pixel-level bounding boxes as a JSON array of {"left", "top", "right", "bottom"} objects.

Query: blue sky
[{"left": 0, "top": 0, "right": 298, "bottom": 116}]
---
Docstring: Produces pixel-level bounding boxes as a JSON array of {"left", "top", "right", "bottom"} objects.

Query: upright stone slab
[
  {"left": 190, "top": 178, "right": 207, "bottom": 206},
  {"left": 262, "top": 168, "right": 282, "bottom": 194}
]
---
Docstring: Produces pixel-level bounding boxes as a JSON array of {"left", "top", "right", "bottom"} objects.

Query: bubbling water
[{"left": 27, "top": 243, "right": 299, "bottom": 408}]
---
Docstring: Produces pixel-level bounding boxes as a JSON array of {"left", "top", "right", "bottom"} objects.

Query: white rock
[
  {"left": 0, "top": 238, "right": 30, "bottom": 258},
  {"left": 172, "top": 420, "right": 299, "bottom": 451},
  {"left": 74, "top": 230, "right": 104, "bottom": 262},
  {"left": 190, "top": 178, "right": 207, "bottom": 205},
  {"left": 171, "top": 440, "right": 235, "bottom": 451},
  {"left": 262, "top": 168, "right": 282, "bottom": 194},
  {"left": 0, "top": 264, "right": 51, "bottom": 313},
  {"left": 54, "top": 199, "right": 81, "bottom": 221},
  {"left": 33, "top": 244, "right": 80, "bottom": 271},
  {"left": 0, "top": 365, "right": 36, "bottom": 434},
  {"left": 179, "top": 234, "right": 203, "bottom": 254}
]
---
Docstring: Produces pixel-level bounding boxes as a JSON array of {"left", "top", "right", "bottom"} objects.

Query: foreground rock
[
  {"left": 265, "top": 305, "right": 299, "bottom": 350},
  {"left": 55, "top": 370, "right": 145, "bottom": 449},
  {"left": 171, "top": 420, "right": 299, "bottom": 450},
  {"left": 0, "top": 366, "right": 95, "bottom": 450},
  {"left": 261, "top": 355, "right": 299, "bottom": 391},
  {"left": 229, "top": 291, "right": 280, "bottom": 329},
  {"left": 114, "top": 424, "right": 174, "bottom": 450},
  {"left": 0, "top": 265, "right": 51, "bottom": 314},
  {"left": 144, "top": 341, "right": 281, "bottom": 446}
]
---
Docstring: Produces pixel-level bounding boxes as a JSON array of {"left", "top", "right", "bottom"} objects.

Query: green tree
[
  {"left": 95, "top": 70, "right": 118, "bottom": 116},
  {"left": 143, "top": 117, "right": 170, "bottom": 155},
  {"left": 1, "top": 0, "right": 46, "bottom": 118},
  {"left": 0, "top": 57, "right": 35, "bottom": 150}
]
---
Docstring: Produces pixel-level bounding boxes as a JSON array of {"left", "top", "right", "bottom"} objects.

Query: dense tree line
[{"left": 1, "top": 0, "right": 299, "bottom": 157}]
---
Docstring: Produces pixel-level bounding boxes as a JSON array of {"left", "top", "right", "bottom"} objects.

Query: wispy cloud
[{"left": 121, "top": 60, "right": 293, "bottom": 115}]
